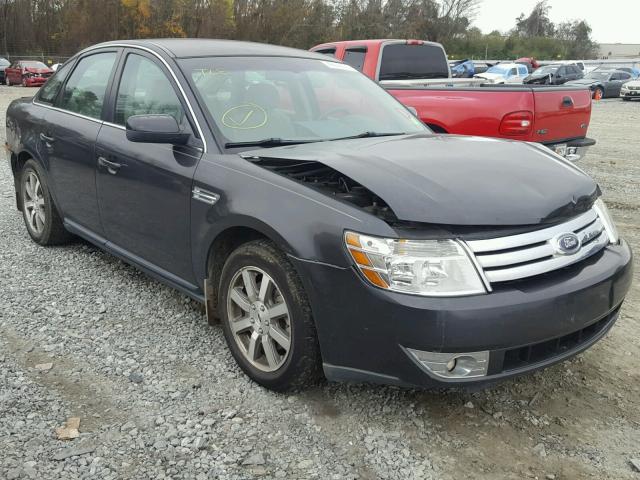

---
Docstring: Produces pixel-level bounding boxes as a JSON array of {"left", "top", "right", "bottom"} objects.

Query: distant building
[{"left": 598, "top": 43, "right": 640, "bottom": 59}]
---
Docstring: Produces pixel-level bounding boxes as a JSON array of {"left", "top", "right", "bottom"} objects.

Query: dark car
[
  {"left": 6, "top": 40, "right": 633, "bottom": 391},
  {"left": 566, "top": 69, "right": 633, "bottom": 100},
  {"left": 524, "top": 63, "right": 583, "bottom": 85},
  {"left": 4, "top": 60, "right": 54, "bottom": 87},
  {"left": 0, "top": 57, "right": 10, "bottom": 82}
]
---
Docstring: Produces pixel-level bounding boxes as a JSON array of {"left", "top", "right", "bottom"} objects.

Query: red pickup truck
[{"left": 311, "top": 39, "right": 595, "bottom": 160}]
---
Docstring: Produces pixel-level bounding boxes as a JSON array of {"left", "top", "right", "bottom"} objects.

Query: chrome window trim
[
  {"left": 32, "top": 100, "right": 103, "bottom": 124},
  {"left": 36, "top": 42, "right": 209, "bottom": 153},
  {"left": 81, "top": 43, "right": 208, "bottom": 152},
  {"left": 103, "top": 121, "right": 125, "bottom": 130}
]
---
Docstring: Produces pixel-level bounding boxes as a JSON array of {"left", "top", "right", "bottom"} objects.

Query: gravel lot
[{"left": 0, "top": 85, "right": 638, "bottom": 480}]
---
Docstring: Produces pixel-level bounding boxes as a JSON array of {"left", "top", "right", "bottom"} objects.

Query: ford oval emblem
[{"left": 553, "top": 233, "right": 581, "bottom": 255}]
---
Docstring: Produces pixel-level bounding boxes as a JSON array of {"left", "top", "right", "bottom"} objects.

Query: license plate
[{"left": 553, "top": 144, "right": 567, "bottom": 156}]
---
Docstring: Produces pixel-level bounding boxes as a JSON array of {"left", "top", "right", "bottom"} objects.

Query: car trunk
[{"left": 531, "top": 88, "right": 592, "bottom": 143}]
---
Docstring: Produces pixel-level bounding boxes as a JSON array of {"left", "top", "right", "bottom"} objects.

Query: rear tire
[
  {"left": 21, "top": 76, "right": 27, "bottom": 87},
  {"left": 20, "top": 159, "right": 73, "bottom": 246},
  {"left": 218, "top": 240, "right": 322, "bottom": 391},
  {"left": 5, "top": 75, "right": 10, "bottom": 86}
]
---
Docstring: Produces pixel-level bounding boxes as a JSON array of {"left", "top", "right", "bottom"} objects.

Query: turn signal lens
[{"left": 345, "top": 232, "right": 486, "bottom": 296}]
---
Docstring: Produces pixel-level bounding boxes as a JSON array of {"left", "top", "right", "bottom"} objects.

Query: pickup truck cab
[
  {"left": 7, "top": 39, "right": 632, "bottom": 391},
  {"left": 311, "top": 39, "right": 596, "bottom": 161}
]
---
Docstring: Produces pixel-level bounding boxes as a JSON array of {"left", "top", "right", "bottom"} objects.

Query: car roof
[{"left": 85, "top": 38, "right": 333, "bottom": 61}]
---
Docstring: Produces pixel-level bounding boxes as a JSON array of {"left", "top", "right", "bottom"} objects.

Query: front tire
[
  {"left": 5, "top": 75, "right": 11, "bottom": 86},
  {"left": 218, "top": 240, "right": 322, "bottom": 391},
  {"left": 20, "top": 159, "right": 73, "bottom": 245},
  {"left": 593, "top": 87, "right": 604, "bottom": 100},
  {"left": 21, "top": 76, "right": 27, "bottom": 87}
]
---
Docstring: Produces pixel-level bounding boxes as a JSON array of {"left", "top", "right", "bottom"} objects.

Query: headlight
[
  {"left": 593, "top": 198, "right": 619, "bottom": 244},
  {"left": 345, "top": 232, "right": 486, "bottom": 296}
]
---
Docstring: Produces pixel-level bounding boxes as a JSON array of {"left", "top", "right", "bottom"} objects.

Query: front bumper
[
  {"left": 292, "top": 239, "right": 633, "bottom": 388},
  {"left": 23, "top": 77, "right": 47, "bottom": 87},
  {"left": 621, "top": 87, "right": 640, "bottom": 98}
]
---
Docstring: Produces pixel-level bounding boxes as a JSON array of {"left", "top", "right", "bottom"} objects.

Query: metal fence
[{"left": 3, "top": 54, "right": 72, "bottom": 66}]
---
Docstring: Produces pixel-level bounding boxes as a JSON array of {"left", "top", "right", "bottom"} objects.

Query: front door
[
  {"left": 96, "top": 50, "right": 202, "bottom": 283},
  {"left": 44, "top": 50, "right": 119, "bottom": 236}
]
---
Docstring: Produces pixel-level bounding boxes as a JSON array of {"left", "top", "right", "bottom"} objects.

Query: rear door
[
  {"left": 95, "top": 49, "right": 203, "bottom": 283},
  {"left": 530, "top": 88, "right": 592, "bottom": 143},
  {"left": 44, "top": 49, "right": 120, "bottom": 237}
]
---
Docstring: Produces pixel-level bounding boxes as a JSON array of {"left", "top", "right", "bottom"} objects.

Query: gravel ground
[{"left": 0, "top": 85, "right": 638, "bottom": 480}]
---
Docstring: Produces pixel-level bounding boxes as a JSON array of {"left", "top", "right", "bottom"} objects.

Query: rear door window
[
  {"left": 59, "top": 52, "right": 117, "bottom": 119},
  {"left": 114, "top": 53, "right": 186, "bottom": 127},
  {"left": 379, "top": 43, "right": 449, "bottom": 80},
  {"left": 343, "top": 48, "right": 366, "bottom": 72}
]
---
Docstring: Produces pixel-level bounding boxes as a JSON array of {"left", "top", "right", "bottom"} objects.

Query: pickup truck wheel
[
  {"left": 5, "top": 75, "right": 10, "bottom": 86},
  {"left": 20, "top": 160, "right": 73, "bottom": 246},
  {"left": 219, "top": 240, "right": 322, "bottom": 391},
  {"left": 21, "top": 76, "right": 27, "bottom": 87}
]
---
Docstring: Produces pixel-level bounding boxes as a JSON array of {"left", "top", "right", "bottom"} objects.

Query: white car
[
  {"left": 474, "top": 63, "right": 528, "bottom": 84},
  {"left": 620, "top": 79, "right": 640, "bottom": 101}
]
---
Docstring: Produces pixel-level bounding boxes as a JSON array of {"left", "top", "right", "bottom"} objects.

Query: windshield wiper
[
  {"left": 330, "top": 131, "right": 407, "bottom": 141},
  {"left": 225, "top": 138, "right": 320, "bottom": 148}
]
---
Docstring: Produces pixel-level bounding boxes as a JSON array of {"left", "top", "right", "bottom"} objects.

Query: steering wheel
[{"left": 319, "top": 107, "right": 351, "bottom": 120}]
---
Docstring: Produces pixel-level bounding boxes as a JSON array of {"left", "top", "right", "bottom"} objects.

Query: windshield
[
  {"left": 533, "top": 66, "right": 558, "bottom": 75},
  {"left": 485, "top": 65, "right": 511, "bottom": 75},
  {"left": 181, "top": 56, "right": 427, "bottom": 146},
  {"left": 21, "top": 61, "right": 48, "bottom": 69},
  {"left": 586, "top": 71, "right": 611, "bottom": 81}
]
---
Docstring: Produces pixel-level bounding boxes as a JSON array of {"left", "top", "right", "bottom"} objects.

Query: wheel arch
[
  {"left": 203, "top": 218, "right": 301, "bottom": 318},
  {"left": 10, "top": 148, "right": 43, "bottom": 211}
]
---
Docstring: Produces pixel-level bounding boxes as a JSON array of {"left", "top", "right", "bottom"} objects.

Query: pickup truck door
[
  {"left": 42, "top": 50, "right": 120, "bottom": 237},
  {"left": 95, "top": 49, "right": 202, "bottom": 285}
]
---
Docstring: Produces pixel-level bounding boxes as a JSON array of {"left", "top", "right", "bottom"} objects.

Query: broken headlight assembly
[{"left": 345, "top": 231, "right": 486, "bottom": 296}]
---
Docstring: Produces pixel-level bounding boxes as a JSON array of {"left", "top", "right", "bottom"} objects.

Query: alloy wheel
[
  {"left": 226, "top": 266, "right": 292, "bottom": 372},
  {"left": 23, "top": 171, "right": 46, "bottom": 234}
]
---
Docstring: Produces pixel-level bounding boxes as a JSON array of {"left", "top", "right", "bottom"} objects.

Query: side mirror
[
  {"left": 406, "top": 106, "right": 418, "bottom": 116},
  {"left": 126, "top": 114, "right": 190, "bottom": 145}
]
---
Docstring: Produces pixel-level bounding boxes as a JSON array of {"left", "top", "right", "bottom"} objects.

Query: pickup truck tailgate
[{"left": 531, "top": 88, "right": 592, "bottom": 144}]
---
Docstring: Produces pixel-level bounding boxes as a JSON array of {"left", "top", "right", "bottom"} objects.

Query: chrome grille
[{"left": 467, "top": 208, "right": 608, "bottom": 284}]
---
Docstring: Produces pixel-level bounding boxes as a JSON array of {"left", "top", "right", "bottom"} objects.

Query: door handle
[
  {"left": 98, "top": 156, "right": 122, "bottom": 175},
  {"left": 40, "top": 133, "right": 55, "bottom": 144},
  {"left": 561, "top": 96, "right": 573, "bottom": 107}
]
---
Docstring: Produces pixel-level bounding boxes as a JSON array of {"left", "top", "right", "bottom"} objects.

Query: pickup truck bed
[
  {"left": 311, "top": 39, "right": 595, "bottom": 160},
  {"left": 388, "top": 83, "right": 594, "bottom": 147}
]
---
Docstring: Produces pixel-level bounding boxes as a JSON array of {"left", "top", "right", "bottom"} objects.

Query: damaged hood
[{"left": 245, "top": 134, "right": 599, "bottom": 226}]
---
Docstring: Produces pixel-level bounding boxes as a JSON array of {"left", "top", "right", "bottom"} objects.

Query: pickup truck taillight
[{"left": 499, "top": 111, "right": 533, "bottom": 136}]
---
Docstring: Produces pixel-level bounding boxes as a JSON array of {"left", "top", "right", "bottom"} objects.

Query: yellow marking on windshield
[{"left": 221, "top": 104, "right": 268, "bottom": 130}]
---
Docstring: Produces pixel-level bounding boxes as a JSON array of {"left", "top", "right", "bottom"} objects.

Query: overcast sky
[{"left": 472, "top": 0, "right": 639, "bottom": 44}]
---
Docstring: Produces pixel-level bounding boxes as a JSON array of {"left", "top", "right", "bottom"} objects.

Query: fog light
[{"left": 406, "top": 348, "right": 490, "bottom": 379}]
